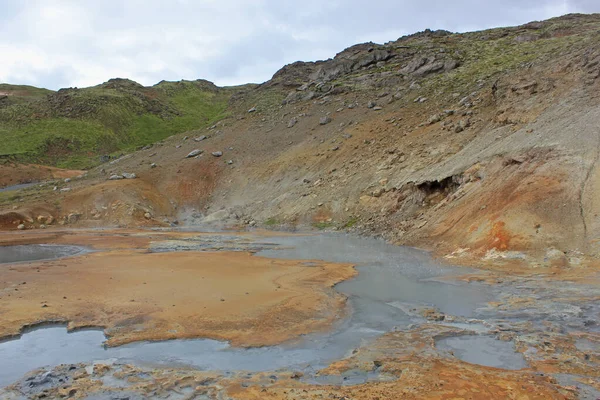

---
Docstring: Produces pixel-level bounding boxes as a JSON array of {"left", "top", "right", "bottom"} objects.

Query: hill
[
  {"left": 2, "top": 13, "right": 600, "bottom": 269},
  {"left": 0, "top": 78, "right": 243, "bottom": 168}
]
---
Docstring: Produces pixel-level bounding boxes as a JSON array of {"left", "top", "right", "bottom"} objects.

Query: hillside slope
[
  {"left": 3, "top": 13, "right": 600, "bottom": 269},
  {"left": 0, "top": 79, "right": 242, "bottom": 168}
]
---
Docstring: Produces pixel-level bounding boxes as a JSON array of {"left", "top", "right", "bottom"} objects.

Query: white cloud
[{"left": 0, "top": 0, "right": 598, "bottom": 89}]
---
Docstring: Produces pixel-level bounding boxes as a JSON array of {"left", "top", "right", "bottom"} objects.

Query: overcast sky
[{"left": 1, "top": 0, "right": 599, "bottom": 90}]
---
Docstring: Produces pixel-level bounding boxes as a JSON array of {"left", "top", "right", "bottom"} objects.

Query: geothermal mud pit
[{"left": 0, "top": 230, "right": 598, "bottom": 399}]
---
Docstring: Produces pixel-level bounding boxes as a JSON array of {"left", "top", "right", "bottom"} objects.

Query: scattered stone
[
  {"left": 319, "top": 116, "right": 332, "bottom": 125},
  {"left": 428, "top": 114, "right": 442, "bottom": 124},
  {"left": 367, "top": 101, "right": 376, "bottom": 109},
  {"left": 194, "top": 135, "right": 208, "bottom": 142},
  {"left": 291, "top": 372, "right": 304, "bottom": 380},
  {"left": 150, "top": 163, "right": 157, "bottom": 168},
  {"left": 227, "top": 160, "right": 234, "bottom": 165},
  {"left": 373, "top": 106, "right": 383, "bottom": 111},
  {"left": 371, "top": 188, "right": 385, "bottom": 198},
  {"left": 39, "top": 224, "right": 46, "bottom": 229},
  {"left": 248, "top": 107, "right": 256, "bottom": 113},
  {"left": 121, "top": 172, "right": 136, "bottom": 179},
  {"left": 17, "top": 224, "right": 25, "bottom": 230},
  {"left": 144, "top": 212, "right": 152, "bottom": 220},
  {"left": 287, "top": 117, "right": 298, "bottom": 128},
  {"left": 212, "top": 151, "right": 223, "bottom": 157},
  {"left": 183, "top": 136, "right": 188, "bottom": 141},
  {"left": 67, "top": 213, "right": 81, "bottom": 224},
  {"left": 60, "top": 188, "right": 72, "bottom": 192},
  {"left": 186, "top": 149, "right": 203, "bottom": 158},
  {"left": 248, "top": 220, "right": 256, "bottom": 227},
  {"left": 64, "top": 178, "right": 71, "bottom": 183},
  {"left": 109, "top": 175, "right": 123, "bottom": 180}
]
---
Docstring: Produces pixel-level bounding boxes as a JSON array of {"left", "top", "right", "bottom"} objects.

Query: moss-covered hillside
[{"left": 0, "top": 78, "right": 236, "bottom": 168}]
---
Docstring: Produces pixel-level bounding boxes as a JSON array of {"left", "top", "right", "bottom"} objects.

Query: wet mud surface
[{"left": 0, "top": 229, "right": 598, "bottom": 399}]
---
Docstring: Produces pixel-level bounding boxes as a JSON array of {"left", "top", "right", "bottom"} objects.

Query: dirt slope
[{"left": 2, "top": 13, "right": 600, "bottom": 268}]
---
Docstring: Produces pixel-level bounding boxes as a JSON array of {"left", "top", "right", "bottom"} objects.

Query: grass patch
[
  {"left": 312, "top": 221, "right": 335, "bottom": 230},
  {"left": 343, "top": 216, "right": 359, "bottom": 229},
  {"left": 264, "top": 217, "right": 280, "bottom": 226}
]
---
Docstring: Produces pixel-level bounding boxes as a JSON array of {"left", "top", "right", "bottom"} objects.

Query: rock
[
  {"left": 60, "top": 187, "right": 72, "bottom": 192},
  {"left": 373, "top": 106, "right": 383, "bottom": 111},
  {"left": 428, "top": 114, "right": 442, "bottom": 124},
  {"left": 37, "top": 215, "right": 46, "bottom": 223},
  {"left": 248, "top": 107, "right": 256, "bottom": 113},
  {"left": 291, "top": 372, "right": 304, "bottom": 379},
  {"left": 64, "top": 178, "right": 71, "bottom": 183},
  {"left": 371, "top": 188, "right": 385, "bottom": 198},
  {"left": 194, "top": 135, "right": 208, "bottom": 142},
  {"left": 17, "top": 224, "right": 25, "bottom": 230},
  {"left": 39, "top": 224, "right": 46, "bottom": 229},
  {"left": 319, "top": 116, "right": 332, "bottom": 125},
  {"left": 367, "top": 101, "right": 376, "bottom": 109},
  {"left": 212, "top": 151, "right": 223, "bottom": 157},
  {"left": 144, "top": 212, "right": 152, "bottom": 220},
  {"left": 227, "top": 160, "right": 233, "bottom": 165},
  {"left": 287, "top": 117, "right": 298, "bottom": 128},
  {"left": 186, "top": 149, "right": 203, "bottom": 158},
  {"left": 121, "top": 172, "right": 136, "bottom": 179},
  {"left": 150, "top": 163, "right": 157, "bottom": 168},
  {"left": 67, "top": 213, "right": 81, "bottom": 224},
  {"left": 109, "top": 175, "right": 123, "bottom": 180},
  {"left": 248, "top": 220, "right": 256, "bottom": 227},
  {"left": 183, "top": 136, "right": 188, "bottom": 141}
]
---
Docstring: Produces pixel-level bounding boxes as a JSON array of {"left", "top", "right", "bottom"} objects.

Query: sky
[{"left": 1, "top": 0, "right": 599, "bottom": 90}]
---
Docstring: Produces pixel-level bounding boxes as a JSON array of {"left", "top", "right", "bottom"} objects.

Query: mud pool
[
  {"left": 0, "top": 234, "right": 541, "bottom": 387},
  {"left": 0, "top": 244, "right": 87, "bottom": 264}
]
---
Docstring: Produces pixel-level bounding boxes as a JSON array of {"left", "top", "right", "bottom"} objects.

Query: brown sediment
[{"left": 0, "top": 231, "right": 355, "bottom": 347}]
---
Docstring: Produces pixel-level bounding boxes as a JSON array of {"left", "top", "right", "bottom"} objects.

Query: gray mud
[
  {"left": 0, "top": 233, "right": 598, "bottom": 392},
  {"left": 0, "top": 234, "right": 493, "bottom": 387},
  {"left": 435, "top": 335, "right": 527, "bottom": 369},
  {"left": 0, "top": 182, "right": 38, "bottom": 192},
  {"left": 0, "top": 244, "right": 87, "bottom": 264}
]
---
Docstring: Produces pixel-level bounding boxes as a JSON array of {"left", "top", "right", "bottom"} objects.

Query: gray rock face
[
  {"left": 186, "top": 149, "right": 203, "bottom": 158},
  {"left": 319, "top": 116, "right": 332, "bottom": 125}
]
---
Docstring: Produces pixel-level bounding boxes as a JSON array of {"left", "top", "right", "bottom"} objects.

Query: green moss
[
  {"left": 0, "top": 80, "right": 231, "bottom": 168},
  {"left": 343, "top": 216, "right": 359, "bottom": 229},
  {"left": 264, "top": 217, "right": 280, "bottom": 226},
  {"left": 312, "top": 221, "right": 335, "bottom": 230}
]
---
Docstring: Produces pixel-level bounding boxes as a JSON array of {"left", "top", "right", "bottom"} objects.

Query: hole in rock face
[
  {"left": 435, "top": 335, "right": 528, "bottom": 370},
  {"left": 0, "top": 245, "right": 86, "bottom": 264}
]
